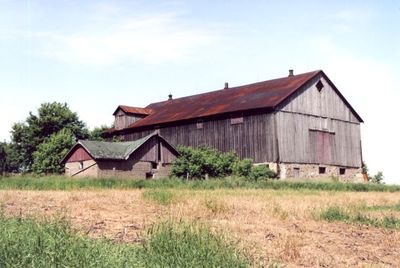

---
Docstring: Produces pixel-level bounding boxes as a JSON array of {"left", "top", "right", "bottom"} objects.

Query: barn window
[
  {"left": 319, "top": 167, "right": 326, "bottom": 174},
  {"left": 339, "top": 168, "right": 346, "bottom": 175},
  {"left": 322, "top": 118, "right": 330, "bottom": 130},
  {"left": 78, "top": 161, "right": 83, "bottom": 170},
  {"left": 231, "top": 116, "right": 244, "bottom": 125},
  {"left": 196, "top": 120, "right": 203, "bottom": 129},
  {"left": 293, "top": 167, "right": 300, "bottom": 178},
  {"left": 316, "top": 80, "right": 324, "bottom": 92}
]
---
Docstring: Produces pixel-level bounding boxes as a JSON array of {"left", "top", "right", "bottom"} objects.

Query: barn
[
  {"left": 104, "top": 70, "right": 364, "bottom": 181},
  {"left": 61, "top": 132, "right": 179, "bottom": 178}
]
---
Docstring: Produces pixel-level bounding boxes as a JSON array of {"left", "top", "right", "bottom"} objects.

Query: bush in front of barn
[
  {"left": 171, "top": 146, "right": 238, "bottom": 179},
  {"left": 170, "top": 146, "right": 276, "bottom": 180}
]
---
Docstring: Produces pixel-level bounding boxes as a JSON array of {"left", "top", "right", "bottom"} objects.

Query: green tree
[
  {"left": 88, "top": 125, "right": 109, "bottom": 141},
  {"left": 32, "top": 129, "right": 75, "bottom": 174},
  {"left": 371, "top": 171, "right": 384, "bottom": 184},
  {"left": 10, "top": 102, "right": 88, "bottom": 171},
  {"left": 0, "top": 142, "right": 6, "bottom": 175}
]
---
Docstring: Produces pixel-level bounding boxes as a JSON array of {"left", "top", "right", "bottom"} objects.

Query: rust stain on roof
[
  {"left": 113, "top": 105, "right": 153, "bottom": 116},
  {"left": 126, "top": 70, "right": 321, "bottom": 130}
]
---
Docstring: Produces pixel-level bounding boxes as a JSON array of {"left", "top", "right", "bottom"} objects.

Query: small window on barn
[
  {"left": 79, "top": 161, "right": 83, "bottom": 170},
  {"left": 231, "top": 116, "right": 244, "bottom": 125},
  {"left": 322, "top": 118, "right": 330, "bottom": 130},
  {"left": 319, "top": 167, "right": 326, "bottom": 174},
  {"left": 339, "top": 168, "right": 346, "bottom": 175},
  {"left": 293, "top": 167, "right": 300, "bottom": 178},
  {"left": 316, "top": 80, "right": 324, "bottom": 92},
  {"left": 196, "top": 120, "right": 203, "bottom": 129}
]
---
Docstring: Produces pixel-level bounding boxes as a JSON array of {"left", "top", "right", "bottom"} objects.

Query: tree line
[{"left": 0, "top": 102, "right": 109, "bottom": 175}]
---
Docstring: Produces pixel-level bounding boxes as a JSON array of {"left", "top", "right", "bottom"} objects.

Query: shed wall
[
  {"left": 114, "top": 110, "right": 146, "bottom": 130},
  {"left": 65, "top": 147, "right": 92, "bottom": 163}
]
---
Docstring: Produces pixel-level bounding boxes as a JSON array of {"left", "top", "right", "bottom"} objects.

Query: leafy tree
[
  {"left": 32, "top": 129, "right": 75, "bottom": 174},
  {"left": 371, "top": 171, "right": 384, "bottom": 184},
  {"left": 10, "top": 102, "right": 88, "bottom": 171},
  {"left": 0, "top": 142, "right": 6, "bottom": 175},
  {"left": 89, "top": 125, "right": 109, "bottom": 141}
]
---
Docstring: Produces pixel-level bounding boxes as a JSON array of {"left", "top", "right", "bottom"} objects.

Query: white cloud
[{"left": 35, "top": 13, "right": 217, "bottom": 65}]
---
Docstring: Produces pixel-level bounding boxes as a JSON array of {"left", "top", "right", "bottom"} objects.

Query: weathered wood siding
[
  {"left": 122, "top": 114, "right": 277, "bottom": 163},
  {"left": 161, "top": 141, "right": 178, "bottom": 164},
  {"left": 280, "top": 74, "right": 360, "bottom": 123},
  {"left": 114, "top": 110, "right": 146, "bottom": 130},
  {"left": 134, "top": 136, "right": 157, "bottom": 162},
  {"left": 276, "top": 111, "right": 362, "bottom": 167},
  {"left": 65, "top": 147, "right": 93, "bottom": 163}
]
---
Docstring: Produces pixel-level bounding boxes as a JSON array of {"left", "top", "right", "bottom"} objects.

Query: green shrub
[
  {"left": 232, "top": 158, "right": 253, "bottom": 177},
  {"left": 171, "top": 146, "right": 239, "bottom": 179},
  {"left": 247, "top": 165, "right": 276, "bottom": 181},
  {"left": 171, "top": 146, "right": 276, "bottom": 181}
]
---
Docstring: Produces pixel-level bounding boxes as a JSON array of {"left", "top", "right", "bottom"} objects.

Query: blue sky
[{"left": 0, "top": 1, "right": 399, "bottom": 183}]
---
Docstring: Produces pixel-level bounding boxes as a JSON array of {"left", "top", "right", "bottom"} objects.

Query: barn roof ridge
[{"left": 148, "top": 70, "right": 322, "bottom": 106}]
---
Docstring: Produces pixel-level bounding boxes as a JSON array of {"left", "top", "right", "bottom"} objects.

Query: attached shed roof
[
  {"left": 113, "top": 105, "right": 153, "bottom": 116},
  {"left": 61, "top": 133, "right": 174, "bottom": 163}
]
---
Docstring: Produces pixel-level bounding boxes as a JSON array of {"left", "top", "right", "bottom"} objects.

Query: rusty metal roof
[
  {"left": 113, "top": 105, "right": 153, "bottom": 116},
  {"left": 127, "top": 70, "right": 320, "bottom": 129},
  {"left": 107, "top": 70, "right": 362, "bottom": 134}
]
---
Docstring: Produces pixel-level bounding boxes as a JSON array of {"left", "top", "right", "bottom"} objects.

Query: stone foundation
[{"left": 278, "top": 163, "right": 363, "bottom": 182}]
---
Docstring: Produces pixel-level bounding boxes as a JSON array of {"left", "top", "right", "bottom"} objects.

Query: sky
[{"left": 0, "top": 1, "right": 399, "bottom": 184}]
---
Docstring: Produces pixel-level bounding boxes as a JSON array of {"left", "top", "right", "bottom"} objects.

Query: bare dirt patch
[{"left": 1, "top": 189, "right": 400, "bottom": 267}]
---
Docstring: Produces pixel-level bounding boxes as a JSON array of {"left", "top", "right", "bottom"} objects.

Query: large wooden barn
[{"left": 104, "top": 70, "right": 364, "bottom": 180}]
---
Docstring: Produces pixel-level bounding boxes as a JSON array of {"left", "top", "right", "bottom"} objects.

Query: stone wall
[
  {"left": 65, "top": 160, "right": 98, "bottom": 177},
  {"left": 152, "top": 164, "right": 172, "bottom": 179},
  {"left": 97, "top": 160, "right": 153, "bottom": 179},
  {"left": 278, "top": 163, "right": 363, "bottom": 182}
]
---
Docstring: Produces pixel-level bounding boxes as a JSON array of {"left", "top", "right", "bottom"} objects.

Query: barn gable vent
[{"left": 316, "top": 80, "right": 324, "bottom": 92}]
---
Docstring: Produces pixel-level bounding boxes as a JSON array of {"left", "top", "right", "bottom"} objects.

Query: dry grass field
[{"left": 1, "top": 188, "right": 400, "bottom": 267}]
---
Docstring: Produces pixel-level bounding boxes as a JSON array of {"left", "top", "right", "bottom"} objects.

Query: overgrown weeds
[
  {"left": 0, "top": 214, "right": 249, "bottom": 267},
  {"left": 142, "top": 220, "right": 248, "bottom": 267},
  {"left": 142, "top": 189, "right": 175, "bottom": 205}
]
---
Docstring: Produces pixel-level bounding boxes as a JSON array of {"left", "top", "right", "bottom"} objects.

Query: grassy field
[
  {"left": 1, "top": 176, "right": 400, "bottom": 267},
  {"left": 1, "top": 175, "right": 400, "bottom": 192}
]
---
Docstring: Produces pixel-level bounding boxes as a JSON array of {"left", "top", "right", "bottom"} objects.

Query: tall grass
[
  {"left": 0, "top": 214, "right": 249, "bottom": 267},
  {"left": 142, "top": 189, "right": 175, "bottom": 205},
  {"left": 0, "top": 175, "right": 399, "bottom": 192},
  {"left": 0, "top": 214, "right": 143, "bottom": 267},
  {"left": 142, "top": 220, "right": 247, "bottom": 267}
]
